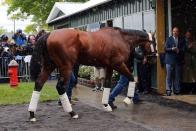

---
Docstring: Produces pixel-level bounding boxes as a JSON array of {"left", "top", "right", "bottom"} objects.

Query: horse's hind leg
[
  {"left": 114, "top": 63, "right": 136, "bottom": 105},
  {"left": 57, "top": 66, "right": 78, "bottom": 119},
  {"left": 102, "top": 68, "right": 113, "bottom": 111},
  {"left": 28, "top": 68, "right": 53, "bottom": 122}
]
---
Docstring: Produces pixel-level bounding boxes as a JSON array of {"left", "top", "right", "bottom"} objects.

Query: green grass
[{"left": 0, "top": 82, "right": 59, "bottom": 105}]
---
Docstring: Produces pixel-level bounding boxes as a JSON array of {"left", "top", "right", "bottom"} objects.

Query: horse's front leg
[
  {"left": 57, "top": 67, "right": 78, "bottom": 119},
  {"left": 102, "top": 68, "right": 113, "bottom": 111},
  {"left": 28, "top": 69, "right": 52, "bottom": 122},
  {"left": 115, "top": 63, "right": 136, "bottom": 105}
]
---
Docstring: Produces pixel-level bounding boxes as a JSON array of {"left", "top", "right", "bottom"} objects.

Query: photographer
[{"left": 12, "top": 29, "right": 26, "bottom": 46}]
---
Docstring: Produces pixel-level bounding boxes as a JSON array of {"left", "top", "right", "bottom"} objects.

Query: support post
[{"left": 156, "top": 0, "right": 166, "bottom": 94}]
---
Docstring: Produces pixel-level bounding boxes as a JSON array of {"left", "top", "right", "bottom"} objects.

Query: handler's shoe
[
  {"left": 99, "top": 87, "right": 104, "bottom": 91},
  {"left": 123, "top": 97, "right": 133, "bottom": 106},
  {"left": 166, "top": 91, "right": 171, "bottom": 96},
  {"left": 92, "top": 86, "right": 100, "bottom": 92}
]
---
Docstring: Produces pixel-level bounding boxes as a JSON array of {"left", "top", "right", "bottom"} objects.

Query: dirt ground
[
  {"left": 1, "top": 84, "right": 196, "bottom": 131},
  {"left": 0, "top": 101, "right": 149, "bottom": 131}
]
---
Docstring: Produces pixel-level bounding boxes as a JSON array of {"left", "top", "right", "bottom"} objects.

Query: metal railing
[
  {"left": 0, "top": 56, "right": 59, "bottom": 82},
  {"left": 0, "top": 57, "right": 10, "bottom": 79},
  {"left": 0, "top": 56, "right": 31, "bottom": 82}
]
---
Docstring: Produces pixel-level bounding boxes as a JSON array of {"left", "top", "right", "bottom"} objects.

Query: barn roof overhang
[
  {"left": 46, "top": 2, "right": 83, "bottom": 24},
  {"left": 46, "top": 0, "right": 111, "bottom": 24}
]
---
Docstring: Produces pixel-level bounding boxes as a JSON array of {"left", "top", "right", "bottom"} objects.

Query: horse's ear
[{"left": 150, "top": 31, "right": 156, "bottom": 41}]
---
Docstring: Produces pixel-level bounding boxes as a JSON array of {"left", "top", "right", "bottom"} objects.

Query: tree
[
  {"left": 0, "top": 27, "right": 7, "bottom": 35},
  {"left": 5, "top": 0, "right": 89, "bottom": 29},
  {"left": 24, "top": 24, "right": 38, "bottom": 34}
]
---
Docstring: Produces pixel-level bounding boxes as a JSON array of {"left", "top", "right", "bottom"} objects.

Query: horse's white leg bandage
[
  {"left": 123, "top": 82, "right": 136, "bottom": 105},
  {"left": 59, "top": 93, "right": 72, "bottom": 113},
  {"left": 28, "top": 91, "right": 40, "bottom": 112},
  {"left": 102, "top": 88, "right": 111, "bottom": 104}
]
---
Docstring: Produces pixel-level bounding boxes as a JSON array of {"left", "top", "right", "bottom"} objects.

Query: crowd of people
[
  {"left": 0, "top": 29, "right": 46, "bottom": 60},
  {"left": 0, "top": 29, "right": 47, "bottom": 83}
]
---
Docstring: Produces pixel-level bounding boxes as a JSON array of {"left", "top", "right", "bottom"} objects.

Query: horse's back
[
  {"left": 47, "top": 28, "right": 81, "bottom": 65},
  {"left": 46, "top": 28, "right": 130, "bottom": 68},
  {"left": 48, "top": 28, "right": 79, "bottom": 44},
  {"left": 77, "top": 28, "right": 129, "bottom": 66}
]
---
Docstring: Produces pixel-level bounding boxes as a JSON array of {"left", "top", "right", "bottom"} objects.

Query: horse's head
[
  {"left": 117, "top": 28, "right": 156, "bottom": 56},
  {"left": 140, "top": 32, "right": 156, "bottom": 56}
]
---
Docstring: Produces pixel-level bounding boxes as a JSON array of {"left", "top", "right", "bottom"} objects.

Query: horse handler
[
  {"left": 108, "top": 52, "right": 140, "bottom": 110},
  {"left": 108, "top": 74, "right": 140, "bottom": 109}
]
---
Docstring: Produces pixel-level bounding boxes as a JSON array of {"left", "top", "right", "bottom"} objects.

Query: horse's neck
[
  {"left": 132, "top": 41, "right": 141, "bottom": 48},
  {"left": 131, "top": 39, "right": 141, "bottom": 48},
  {"left": 132, "top": 37, "right": 148, "bottom": 48}
]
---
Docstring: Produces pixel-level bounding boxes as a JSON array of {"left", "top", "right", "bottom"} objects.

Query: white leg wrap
[
  {"left": 59, "top": 93, "right": 72, "bottom": 113},
  {"left": 127, "top": 81, "right": 136, "bottom": 97},
  {"left": 28, "top": 91, "right": 40, "bottom": 112},
  {"left": 102, "top": 88, "right": 111, "bottom": 104}
]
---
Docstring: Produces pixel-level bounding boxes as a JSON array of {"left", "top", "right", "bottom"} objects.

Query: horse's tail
[{"left": 30, "top": 33, "right": 55, "bottom": 81}]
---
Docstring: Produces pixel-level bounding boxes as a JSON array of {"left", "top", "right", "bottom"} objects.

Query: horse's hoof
[
  {"left": 123, "top": 97, "right": 132, "bottom": 106},
  {"left": 29, "top": 117, "right": 36, "bottom": 122},
  {"left": 29, "top": 111, "right": 36, "bottom": 122},
  {"left": 103, "top": 104, "right": 112, "bottom": 112},
  {"left": 69, "top": 111, "right": 79, "bottom": 119},
  {"left": 72, "top": 114, "right": 79, "bottom": 119}
]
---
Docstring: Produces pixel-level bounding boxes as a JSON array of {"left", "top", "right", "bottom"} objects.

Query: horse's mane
[
  {"left": 113, "top": 27, "right": 148, "bottom": 38},
  {"left": 30, "top": 33, "right": 56, "bottom": 80}
]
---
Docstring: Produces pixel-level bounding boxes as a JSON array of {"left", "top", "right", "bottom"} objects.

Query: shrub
[
  {"left": 112, "top": 70, "right": 120, "bottom": 81},
  {"left": 78, "top": 66, "right": 120, "bottom": 81},
  {"left": 78, "top": 66, "right": 94, "bottom": 80}
]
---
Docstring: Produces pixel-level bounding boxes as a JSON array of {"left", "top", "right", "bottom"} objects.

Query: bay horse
[{"left": 28, "top": 27, "right": 154, "bottom": 121}]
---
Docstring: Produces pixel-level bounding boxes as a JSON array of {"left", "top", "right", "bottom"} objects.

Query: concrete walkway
[
  {"left": 163, "top": 95, "right": 196, "bottom": 105},
  {"left": 71, "top": 85, "right": 196, "bottom": 131}
]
